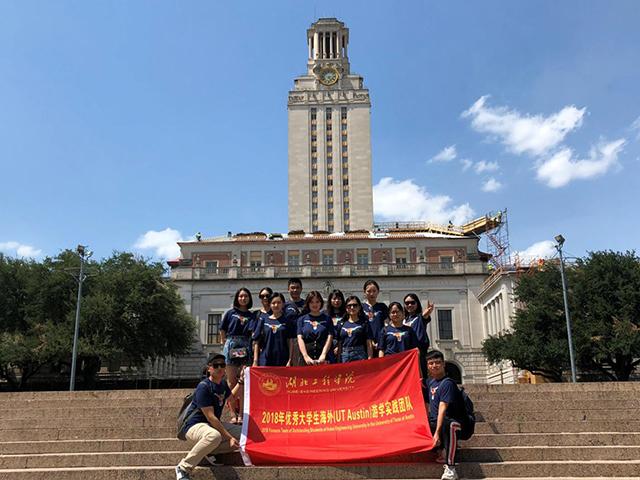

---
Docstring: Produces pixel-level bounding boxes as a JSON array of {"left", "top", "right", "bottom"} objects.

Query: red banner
[{"left": 239, "top": 349, "right": 432, "bottom": 465}]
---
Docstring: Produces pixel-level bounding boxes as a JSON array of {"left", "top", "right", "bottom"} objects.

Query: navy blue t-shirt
[
  {"left": 297, "top": 312, "right": 336, "bottom": 345},
  {"left": 284, "top": 299, "right": 305, "bottom": 336},
  {"left": 362, "top": 302, "right": 388, "bottom": 345},
  {"left": 378, "top": 324, "right": 418, "bottom": 355},
  {"left": 337, "top": 319, "right": 373, "bottom": 349},
  {"left": 252, "top": 315, "right": 291, "bottom": 366},
  {"left": 250, "top": 309, "right": 271, "bottom": 333},
  {"left": 220, "top": 308, "right": 254, "bottom": 337},
  {"left": 403, "top": 314, "right": 430, "bottom": 349},
  {"left": 184, "top": 378, "right": 231, "bottom": 432},
  {"left": 423, "top": 376, "right": 468, "bottom": 425}
]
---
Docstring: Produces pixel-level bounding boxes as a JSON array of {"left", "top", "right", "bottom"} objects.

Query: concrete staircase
[{"left": 1, "top": 382, "right": 640, "bottom": 479}]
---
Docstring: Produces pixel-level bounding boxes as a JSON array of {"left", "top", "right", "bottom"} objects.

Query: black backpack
[
  {"left": 176, "top": 381, "right": 212, "bottom": 440},
  {"left": 458, "top": 386, "right": 476, "bottom": 438}
]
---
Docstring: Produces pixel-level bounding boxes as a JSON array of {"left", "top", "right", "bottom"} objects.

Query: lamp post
[
  {"left": 555, "top": 235, "right": 577, "bottom": 383},
  {"left": 70, "top": 245, "right": 92, "bottom": 391}
]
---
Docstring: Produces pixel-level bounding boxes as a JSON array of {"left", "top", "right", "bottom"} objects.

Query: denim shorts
[
  {"left": 222, "top": 336, "right": 252, "bottom": 366},
  {"left": 341, "top": 346, "right": 367, "bottom": 363}
]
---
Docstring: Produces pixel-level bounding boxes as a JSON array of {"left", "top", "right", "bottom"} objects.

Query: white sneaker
[
  {"left": 175, "top": 466, "right": 191, "bottom": 480},
  {"left": 441, "top": 464, "right": 459, "bottom": 480}
]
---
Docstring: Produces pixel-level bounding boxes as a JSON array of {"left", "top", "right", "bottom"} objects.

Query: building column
[
  {"left": 314, "top": 32, "right": 319, "bottom": 59},
  {"left": 308, "top": 37, "right": 312, "bottom": 59},
  {"left": 337, "top": 32, "right": 341, "bottom": 58},
  {"left": 329, "top": 31, "right": 334, "bottom": 58}
]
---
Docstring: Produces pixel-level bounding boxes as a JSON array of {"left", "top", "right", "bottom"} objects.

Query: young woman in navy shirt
[
  {"left": 252, "top": 292, "right": 292, "bottom": 367},
  {"left": 326, "top": 289, "right": 346, "bottom": 360},
  {"left": 251, "top": 287, "right": 273, "bottom": 334},
  {"left": 378, "top": 301, "right": 419, "bottom": 357},
  {"left": 362, "top": 280, "right": 388, "bottom": 354},
  {"left": 403, "top": 293, "right": 435, "bottom": 376},
  {"left": 297, "top": 291, "right": 336, "bottom": 365},
  {"left": 336, "top": 295, "right": 374, "bottom": 362},
  {"left": 220, "top": 287, "right": 254, "bottom": 423}
]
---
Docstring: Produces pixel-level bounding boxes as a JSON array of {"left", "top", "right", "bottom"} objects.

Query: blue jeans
[{"left": 341, "top": 346, "right": 367, "bottom": 363}]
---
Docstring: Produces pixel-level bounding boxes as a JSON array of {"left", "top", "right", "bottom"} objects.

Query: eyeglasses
[
  {"left": 404, "top": 300, "right": 417, "bottom": 306},
  {"left": 211, "top": 363, "right": 226, "bottom": 369},
  {"left": 346, "top": 303, "right": 359, "bottom": 308}
]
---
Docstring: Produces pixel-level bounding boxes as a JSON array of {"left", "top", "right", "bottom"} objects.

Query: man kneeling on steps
[
  {"left": 176, "top": 354, "right": 243, "bottom": 480},
  {"left": 423, "top": 350, "right": 473, "bottom": 480}
]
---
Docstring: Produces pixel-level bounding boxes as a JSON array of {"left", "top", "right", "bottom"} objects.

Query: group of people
[{"left": 175, "top": 278, "right": 471, "bottom": 480}]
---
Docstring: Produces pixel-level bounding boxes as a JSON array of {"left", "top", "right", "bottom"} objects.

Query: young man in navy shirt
[
  {"left": 423, "top": 350, "right": 472, "bottom": 480},
  {"left": 283, "top": 278, "right": 304, "bottom": 365},
  {"left": 176, "top": 354, "right": 243, "bottom": 480}
]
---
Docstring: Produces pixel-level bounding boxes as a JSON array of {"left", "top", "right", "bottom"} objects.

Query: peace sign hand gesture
[{"left": 422, "top": 301, "right": 435, "bottom": 321}]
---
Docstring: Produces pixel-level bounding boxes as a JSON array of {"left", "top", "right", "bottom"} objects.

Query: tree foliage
[
  {"left": 483, "top": 250, "right": 640, "bottom": 381},
  {"left": 0, "top": 251, "right": 195, "bottom": 389}
]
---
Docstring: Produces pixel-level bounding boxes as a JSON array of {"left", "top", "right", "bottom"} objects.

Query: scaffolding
[{"left": 482, "top": 209, "right": 511, "bottom": 269}]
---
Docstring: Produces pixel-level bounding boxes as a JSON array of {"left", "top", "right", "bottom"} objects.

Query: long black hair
[
  {"left": 326, "top": 289, "right": 346, "bottom": 318},
  {"left": 403, "top": 293, "right": 423, "bottom": 318},
  {"left": 233, "top": 287, "right": 253, "bottom": 310}
]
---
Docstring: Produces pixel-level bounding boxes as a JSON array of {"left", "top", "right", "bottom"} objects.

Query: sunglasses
[
  {"left": 346, "top": 303, "right": 359, "bottom": 308},
  {"left": 211, "top": 363, "right": 226, "bottom": 369},
  {"left": 259, "top": 294, "right": 270, "bottom": 299},
  {"left": 404, "top": 300, "right": 417, "bottom": 306}
]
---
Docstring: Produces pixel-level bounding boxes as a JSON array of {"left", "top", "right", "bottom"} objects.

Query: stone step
[
  {"left": 0, "top": 439, "right": 184, "bottom": 455},
  {"left": 1, "top": 417, "right": 175, "bottom": 430},
  {"left": 477, "top": 408, "right": 640, "bottom": 422},
  {"left": 466, "top": 391, "right": 637, "bottom": 402},
  {"left": 0, "top": 406, "right": 178, "bottom": 420},
  {"left": 0, "top": 398, "right": 182, "bottom": 409},
  {"left": 474, "top": 399, "right": 640, "bottom": 412},
  {"left": 1, "top": 461, "right": 640, "bottom": 479},
  {"left": 0, "top": 390, "right": 190, "bottom": 401},
  {"left": 475, "top": 420, "right": 640, "bottom": 434},
  {"left": 463, "top": 382, "right": 640, "bottom": 393},
  {"left": 1, "top": 445, "right": 637, "bottom": 469},
  {"left": 459, "top": 445, "right": 640, "bottom": 462},
  {"left": 464, "top": 432, "right": 640, "bottom": 447},
  {"left": 0, "top": 428, "right": 176, "bottom": 442}
]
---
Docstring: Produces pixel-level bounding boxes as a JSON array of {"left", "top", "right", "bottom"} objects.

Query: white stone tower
[{"left": 288, "top": 18, "right": 374, "bottom": 233}]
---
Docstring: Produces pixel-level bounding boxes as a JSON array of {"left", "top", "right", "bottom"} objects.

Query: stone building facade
[
  {"left": 170, "top": 230, "right": 494, "bottom": 383},
  {"left": 288, "top": 18, "right": 373, "bottom": 233}
]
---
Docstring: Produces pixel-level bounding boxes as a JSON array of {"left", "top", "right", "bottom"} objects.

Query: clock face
[{"left": 319, "top": 67, "right": 339, "bottom": 86}]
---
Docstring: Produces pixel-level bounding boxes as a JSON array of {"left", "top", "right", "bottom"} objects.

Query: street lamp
[
  {"left": 70, "top": 244, "right": 92, "bottom": 391},
  {"left": 555, "top": 235, "right": 577, "bottom": 383}
]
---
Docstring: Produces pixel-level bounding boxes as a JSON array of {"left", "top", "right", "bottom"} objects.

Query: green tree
[
  {"left": 573, "top": 251, "right": 640, "bottom": 380},
  {"left": 482, "top": 263, "right": 573, "bottom": 381},
  {"left": 0, "top": 251, "right": 196, "bottom": 390}
]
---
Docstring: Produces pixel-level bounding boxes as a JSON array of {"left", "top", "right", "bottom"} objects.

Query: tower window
[
  {"left": 311, "top": 109, "right": 317, "bottom": 120},
  {"left": 341, "top": 107, "right": 347, "bottom": 119},
  {"left": 325, "top": 108, "right": 332, "bottom": 119}
]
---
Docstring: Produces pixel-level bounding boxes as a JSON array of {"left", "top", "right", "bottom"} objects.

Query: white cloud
[
  {"left": 631, "top": 116, "right": 640, "bottom": 140},
  {"left": 460, "top": 159, "right": 473, "bottom": 172},
  {"left": 0, "top": 241, "right": 43, "bottom": 258},
  {"left": 513, "top": 240, "right": 557, "bottom": 263},
  {"left": 536, "top": 139, "right": 625, "bottom": 188},
  {"left": 462, "top": 95, "right": 585, "bottom": 156},
  {"left": 430, "top": 145, "right": 457, "bottom": 163},
  {"left": 474, "top": 160, "right": 500, "bottom": 174},
  {"left": 134, "top": 228, "right": 185, "bottom": 260},
  {"left": 481, "top": 177, "right": 503, "bottom": 192},
  {"left": 373, "top": 177, "right": 474, "bottom": 225}
]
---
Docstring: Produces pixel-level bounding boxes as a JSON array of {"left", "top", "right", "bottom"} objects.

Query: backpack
[
  {"left": 458, "top": 386, "right": 476, "bottom": 439},
  {"left": 176, "top": 380, "right": 212, "bottom": 440}
]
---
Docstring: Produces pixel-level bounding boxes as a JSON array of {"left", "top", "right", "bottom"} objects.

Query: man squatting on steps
[
  {"left": 176, "top": 354, "right": 243, "bottom": 480},
  {"left": 423, "top": 350, "right": 473, "bottom": 480}
]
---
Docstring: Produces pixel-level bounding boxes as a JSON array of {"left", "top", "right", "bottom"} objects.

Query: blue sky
[{"left": 1, "top": 1, "right": 638, "bottom": 262}]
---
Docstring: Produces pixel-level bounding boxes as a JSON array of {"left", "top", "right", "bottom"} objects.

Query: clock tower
[{"left": 288, "top": 18, "right": 374, "bottom": 233}]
